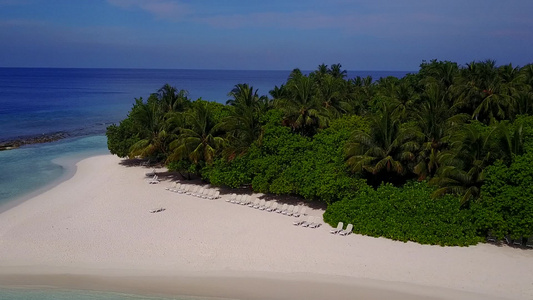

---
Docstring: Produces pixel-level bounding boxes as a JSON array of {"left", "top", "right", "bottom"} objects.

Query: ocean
[{"left": 0, "top": 68, "right": 409, "bottom": 299}]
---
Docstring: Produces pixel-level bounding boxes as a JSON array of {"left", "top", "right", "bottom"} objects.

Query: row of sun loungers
[
  {"left": 293, "top": 215, "right": 321, "bottom": 228},
  {"left": 329, "top": 222, "right": 353, "bottom": 236},
  {"left": 225, "top": 194, "right": 307, "bottom": 217},
  {"left": 165, "top": 183, "right": 220, "bottom": 200}
]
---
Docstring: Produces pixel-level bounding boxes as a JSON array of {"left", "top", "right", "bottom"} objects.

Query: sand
[{"left": 0, "top": 154, "right": 531, "bottom": 300}]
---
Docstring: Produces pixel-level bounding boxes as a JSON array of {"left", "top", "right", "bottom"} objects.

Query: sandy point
[{"left": 0, "top": 154, "right": 531, "bottom": 300}]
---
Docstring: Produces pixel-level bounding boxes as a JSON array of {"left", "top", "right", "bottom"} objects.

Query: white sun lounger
[
  {"left": 193, "top": 187, "right": 205, "bottom": 197},
  {"left": 199, "top": 188, "right": 210, "bottom": 198},
  {"left": 283, "top": 205, "right": 294, "bottom": 216},
  {"left": 148, "top": 175, "right": 159, "bottom": 184},
  {"left": 248, "top": 198, "right": 259, "bottom": 207},
  {"left": 255, "top": 199, "right": 265, "bottom": 209},
  {"left": 241, "top": 195, "right": 251, "bottom": 205},
  {"left": 208, "top": 190, "right": 220, "bottom": 200},
  {"left": 165, "top": 182, "right": 177, "bottom": 191},
  {"left": 186, "top": 186, "right": 198, "bottom": 195},
  {"left": 293, "top": 216, "right": 306, "bottom": 226},
  {"left": 177, "top": 184, "right": 188, "bottom": 194},
  {"left": 260, "top": 201, "right": 271, "bottom": 211},
  {"left": 266, "top": 202, "right": 278, "bottom": 212},
  {"left": 291, "top": 206, "right": 299, "bottom": 217},
  {"left": 293, "top": 207, "right": 306, "bottom": 218},
  {"left": 527, "top": 236, "right": 533, "bottom": 248},
  {"left": 145, "top": 169, "right": 156, "bottom": 177},
  {"left": 149, "top": 207, "right": 165, "bottom": 213},
  {"left": 339, "top": 224, "right": 353, "bottom": 236},
  {"left": 330, "top": 222, "right": 344, "bottom": 234},
  {"left": 309, "top": 217, "right": 321, "bottom": 228},
  {"left": 226, "top": 193, "right": 236, "bottom": 202},
  {"left": 301, "top": 216, "right": 314, "bottom": 227},
  {"left": 232, "top": 194, "right": 241, "bottom": 204},
  {"left": 171, "top": 182, "right": 182, "bottom": 192},
  {"left": 276, "top": 203, "right": 288, "bottom": 213}
]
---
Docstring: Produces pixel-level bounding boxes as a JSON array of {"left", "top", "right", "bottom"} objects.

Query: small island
[{"left": 107, "top": 60, "right": 533, "bottom": 247}]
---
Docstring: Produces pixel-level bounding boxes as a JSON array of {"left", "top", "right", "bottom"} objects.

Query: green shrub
[
  {"left": 473, "top": 153, "right": 533, "bottom": 240},
  {"left": 323, "top": 181, "right": 482, "bottom": 246}
]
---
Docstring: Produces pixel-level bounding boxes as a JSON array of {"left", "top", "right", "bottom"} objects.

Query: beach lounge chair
[
  {"left": 186, "top": 186, "right": 198, "bottom": 195},
  {"left": 255, "top": 199, "right": 265, "bottom": 209},
  {"left": 513, "top": 238, "right": 523, "bottom": 247},
  {"left": 260, "top": 201, "right": 271, "bottom": 211},
  {"left": 226, "top": 193, "right": 236, "bottom": 202},
  {"left": 527, "top": 236, "right": 533, "bottom": 248},
  {"left": 291, "top": 206, "right": 300, "bottom": 217},
  {"left": 199, "top": 188, "right": 211, "bottom": 198},
  {"left": 301, "top": 216, "right": 314, "bottom": 227},
  {"left": 193, "top": 187, "right": 205, "bottom": 197},
  {"left": 148, "top": 175, "right": 159, "bottom": 184},
  {"left": 149, "top": 207, "right": 165, "bottom": 213},
  {"left": 240, "top": 195, "right": 250, "bottom": 205},
  {"left": 283, "top": 205, "right": 294, "bottom": 216},
  {"left": 266, "top": 202, "right": 278, "bottom": 212},
  {"left": 165, "top": 182, "right": 177, "bottom": 191},
  {"left": 293, "top": 216, "right": 305, "bottom": 226},
  {"left": 309, "top": 217, "right": 321, "bottom": 228},
  {"left": 293, "top": 207, "right": 306, "bottom": 218},
  {"left": 339, "top": 224, "right": 353, "bottom": 236},
  {"left": 248, "top": 198, "right": 259, "bottom": 207},
  {"left": 276, "top": 203, "right": 288, "bottom": 214},
  {"left": 330, "top": 222, "right": 344, "bottom": 234},
  {"left": 177, "top": 184, "right": 188, "bottom": 194},
  {"left": 145, "top": 169, "right": 156, "bottom": 177},
  {"left": 208, "top": 190, "right": 220, "bottom": 200},
  {"left": 232, "top": 194, "right": 241, "bottom": 204},
  {"left": 171, "top": 183, "right": 182, "bottom": 192}
]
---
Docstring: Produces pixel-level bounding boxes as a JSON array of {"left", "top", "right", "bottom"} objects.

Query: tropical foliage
[{"left": 107, "top": 60, "right": 533, "bottom": 246}]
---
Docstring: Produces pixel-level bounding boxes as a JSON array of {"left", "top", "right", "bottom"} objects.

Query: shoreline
[
  {"left": 0, "top": 272, "right": 497, "bottom": 300},
  {"left": 0, "top": 154, "right": 531, "bottom": 299},
  {"left": 0, "top": 135, "right": 110, "bottom": 213}
]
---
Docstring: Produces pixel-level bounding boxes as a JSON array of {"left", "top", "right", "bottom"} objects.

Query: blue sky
[{"left": 0, "top": 0, "right": 531, "bottom": 70}]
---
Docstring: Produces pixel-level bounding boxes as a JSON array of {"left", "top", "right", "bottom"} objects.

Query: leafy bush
[
  {"left": 106, "top": 118, "right": 139, "bottom": 158},
  {"left": 323, "top": 181, "right": 482, "bottom": 246},
  {"left": 473, "top": 153, "right": 533, "bottom": 240}
]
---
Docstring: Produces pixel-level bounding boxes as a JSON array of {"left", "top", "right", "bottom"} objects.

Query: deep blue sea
[{"left": 0, "top": 68, "right": 409, "bottom": 299}]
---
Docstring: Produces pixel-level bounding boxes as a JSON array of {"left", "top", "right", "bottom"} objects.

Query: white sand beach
[{"left": 0, "top": 154, "right": 532, "bottom": 300}]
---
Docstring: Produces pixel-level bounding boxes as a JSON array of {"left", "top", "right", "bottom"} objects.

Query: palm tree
[
  {"left": 430, "top": 124, "right": 493, "bottom": 205},
  {"left": 345, "top": 102, "right": 419, "bottom": 184},
  {"left": 157, "top": 83, "right": 190, "bottom": 113},
  {"left": 412, "top": 83, "right": 467, "bottom": 180},
  {"left": 274, "top": 73, "right": 329, "bottom": 136},
  {"left": 454, "top": 60, "right": 518, "bottom": 123},
  {"left": 419, "top": 59, "right": 459, "bottom": 91},
  {"left": 491, "top": 121, "right": 525, "bottom": 163},
  {"left": 226, "top": 83, "right": 271, "bottom": 113},
  {"left": 168, "top": 102, "right": 225, "bottom": 165},
  {"left": 220, "top": 84, "right": 270, "bottom": 158},
  {"left": 128, "top": 96, "right": 169, "bottom": 160},
  {"left": 316, "top": 74, "right": 350, "bottom": 118},
  {"left": 328, "top": 63, "right": 348, "bottom": 79},
  {"left": 347, "top": 76, "right": 374, "bottom": 115}
]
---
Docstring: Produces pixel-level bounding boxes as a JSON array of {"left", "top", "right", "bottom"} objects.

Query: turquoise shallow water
[{"left": 0, "top": 135, "right": 109, "bottom": 209}]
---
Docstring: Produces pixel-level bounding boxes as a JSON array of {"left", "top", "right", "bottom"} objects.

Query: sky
[{"left": 0, "top": 0, "right": 531, "bottom": 71}]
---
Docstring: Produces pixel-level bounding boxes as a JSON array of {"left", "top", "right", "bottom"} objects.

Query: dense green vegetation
[{"left": 107, "top": 60, "right": 533, "bottom": 246}]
